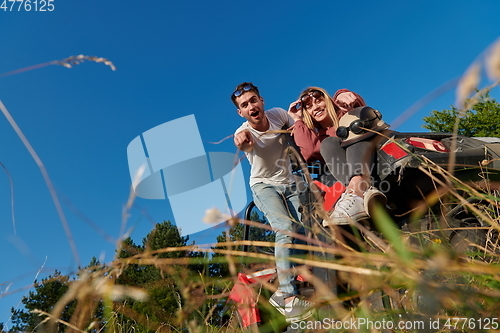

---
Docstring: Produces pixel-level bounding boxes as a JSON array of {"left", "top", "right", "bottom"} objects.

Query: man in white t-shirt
[{"left": 232, "top": 82, "right": 312, "bottom": 323}]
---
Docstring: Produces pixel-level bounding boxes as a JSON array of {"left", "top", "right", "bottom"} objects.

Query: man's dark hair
[{"left": 231, "top": 82, "right": 260, "bottom": 107}]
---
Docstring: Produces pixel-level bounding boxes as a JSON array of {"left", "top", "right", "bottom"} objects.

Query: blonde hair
[{"left": 299, "top": 87, "right": 339, "bottom": 130}]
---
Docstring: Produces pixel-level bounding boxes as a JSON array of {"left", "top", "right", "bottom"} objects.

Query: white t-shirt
[{"left": 235, "top": 107, "right": 296, "bottom": 186}]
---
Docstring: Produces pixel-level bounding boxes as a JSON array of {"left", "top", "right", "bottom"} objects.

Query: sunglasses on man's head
[
  {"left": 296, "top": 90, "right": 324, "bottom": 110},
  {"left": 233, "top": 84, "right": 255, "bottom": 97}
]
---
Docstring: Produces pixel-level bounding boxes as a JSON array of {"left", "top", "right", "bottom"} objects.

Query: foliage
[
  {"left": 422, "top": 93, "right": 500, "bottom": 136},
  {"left": 7, "top": 258, "right": 108, "bottom": 333},
  {"left": 210, "top": 209, "right": 273, "bottom": 278},
  {"left": 113, "top": 220, "right": 206, "bottom": 333},
  {"left": 7, "top": 221, "right": 209, "bottom": 333},
  {"left": 9, "top": 271, "right": 74, "bottom": 333},
  {"left": 7, "top": 199, "right": 500, "bottom": 333},
  {"left": 142, "top": 220, "right": 189, "bottom": 258}
]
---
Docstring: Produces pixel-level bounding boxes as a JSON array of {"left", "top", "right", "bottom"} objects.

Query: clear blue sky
[{"left": 1, "top": 0, "right": 499, "bottom": 327}]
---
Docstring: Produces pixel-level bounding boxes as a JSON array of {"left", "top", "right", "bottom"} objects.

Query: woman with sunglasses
[{"left": 289, "top": 87, "right": 386, "bottom": 225}]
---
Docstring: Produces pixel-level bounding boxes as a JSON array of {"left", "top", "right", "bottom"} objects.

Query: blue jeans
[{"left": 251, "top": 182, "right": 301, "bottom": 296}]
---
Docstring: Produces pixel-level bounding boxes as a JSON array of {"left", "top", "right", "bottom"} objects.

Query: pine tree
[
  {"left": 9, "top": 271, "right": 73, "bottom": 333},
  {"left": 114, "top": 221, "right": 203, "bottom": 332}
]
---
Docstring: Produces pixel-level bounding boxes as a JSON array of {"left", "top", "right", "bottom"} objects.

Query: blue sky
[{"left": 1, "top": 0, "right": 499, "bottom": 326}]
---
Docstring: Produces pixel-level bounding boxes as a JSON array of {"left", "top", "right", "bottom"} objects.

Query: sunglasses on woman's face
[{"left": 296, "top": 90, "right": 324, "bottom": 110}]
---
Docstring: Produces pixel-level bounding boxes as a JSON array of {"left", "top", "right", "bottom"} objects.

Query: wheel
[
  {"left": 243, "top": 201, "right": 274, "bottom": 255},
  {"left": 450, "top": 228, "right": 487, "bottom": 255}
]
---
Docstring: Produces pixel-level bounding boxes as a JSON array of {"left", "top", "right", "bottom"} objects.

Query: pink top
[
  {"left": 333, "top": 89, "right": 366, "bottom": 118},
  {"left": 292, "top": 120, "right": 337, "bottom": 162}
]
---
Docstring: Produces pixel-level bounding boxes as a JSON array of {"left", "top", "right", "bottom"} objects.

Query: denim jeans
[{"left": 251, "top": 182, "right": 301, "bottom": 296}]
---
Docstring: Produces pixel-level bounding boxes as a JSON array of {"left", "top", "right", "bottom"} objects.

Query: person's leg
[
  {"left": 321, "top": 137, "right": 375, "bottom": 189},
  {"left": 321, "top": 139, "right": 381, "bottom": 224},
  {"left": 345, "top": 140, "right": 387, "bottom": 215},
  {"left": 251, "top": 183, "right": 296, "bottom": 297},
  {"left": 345, "top": 140, "right": 376, "bottom": 197},
  {"left": 320, "top": 137, "right": 350, "bottom": 186},
  {"left": 251, "top": 183, "right": 313, "bottom": 322}
]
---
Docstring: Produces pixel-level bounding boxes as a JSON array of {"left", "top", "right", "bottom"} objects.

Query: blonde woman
[
  {"left": 288, "top": 87, "right": 339, "bottom": 162},
  {"left": 288, "top": 87, "right": 385, "bottom": 225}
]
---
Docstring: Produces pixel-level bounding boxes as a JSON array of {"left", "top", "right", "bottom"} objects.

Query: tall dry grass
[
  {"left": 21, "top": 170, "right": 500, "bottom": 333},
  {"left": 2, "top": 38, "right": 500, "bottom": 333}
]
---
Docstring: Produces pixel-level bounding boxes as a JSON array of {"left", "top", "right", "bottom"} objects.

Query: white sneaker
[
  {"left": 269, "top": 290, "right": 286, "bottom": 315},
  {"left": 323, "top": 190, "right": 368, "bottom": 226},
  {"left": 269, "top": 291, "right": 313, "bottom": 322},
  {"left": 363, "top": 186, "right": 387, "bottom": 216},
  {"left": 283, "top": 297, "right": 314, "bottom": 322}
]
